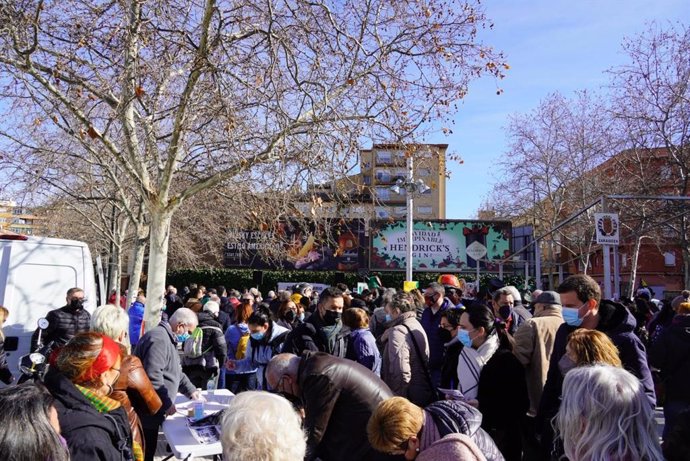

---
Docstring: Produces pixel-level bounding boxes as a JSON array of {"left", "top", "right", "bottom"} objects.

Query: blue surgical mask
[
  {"left": 250, "top": 332, "right": 265, "bottom": 341},
  {"left": 562, "top": 307, "right": 583, "bottom": 327},
  {"left": 298, "top": 313, "right": 305, "bottom": 322},
  {"left": 384, "top": 313, "right": 392, "bottom": 322},
  {"left": 177, "top": 333, "right": 191, "bottom": 343},
  {"left": 457, "top": 329, "right": 474, "bottom": 348}
]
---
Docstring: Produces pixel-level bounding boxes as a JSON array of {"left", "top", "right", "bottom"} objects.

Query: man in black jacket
[
  {"left": 282, "top": 286, "right": 348, "bottom": 358},
  {"left": 267, "top": 352, "right": 395, "bottom": 461},
  {"left": 31, "top": 287, "right": 90, "bottom": 350}
]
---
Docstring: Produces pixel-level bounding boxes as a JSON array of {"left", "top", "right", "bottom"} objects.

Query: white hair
[
  {"left": 504, "top": 286, "right": 522, "bottom": 303},
  {"left": 203, "top": 300, "right": 220, "bottom": 315},
  {"left": 555, "top": 364, "right": 662, "bottom": 461},
  {"left": 91, "top": 304, "right": 131, "bottom": 351},
  {"left": 169, "top": 307, "right": 198, "bottom": 329},
  {"left": 221, "top": 391, "right": 306, "bottom": 461}
]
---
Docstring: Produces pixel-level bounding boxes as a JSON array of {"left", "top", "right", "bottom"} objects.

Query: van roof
[{"left": 0, "top": 233, "right": 90, "bottom": 247}]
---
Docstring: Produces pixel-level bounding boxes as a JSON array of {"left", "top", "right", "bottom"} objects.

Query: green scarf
[{"left": 75, "top": 385, "right": 144, "bottom": 461}]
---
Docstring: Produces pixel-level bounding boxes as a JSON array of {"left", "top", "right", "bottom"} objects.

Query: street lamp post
[{"left": 391, "top": 156, "right": 430, "bottom": 282}]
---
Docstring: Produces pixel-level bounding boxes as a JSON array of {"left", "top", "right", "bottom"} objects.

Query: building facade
[{"left": 0, "top": 200, "right": 43, "bottom": 236}]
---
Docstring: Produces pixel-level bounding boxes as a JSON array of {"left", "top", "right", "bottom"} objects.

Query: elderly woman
[
  {"left": 556, "top": 365, "right": 663, "bottom": 461},
  {"left": 43, "top": 332, "right": 138, "bottom": 460},
  {"left": 0, "top": 383, "right": 70, "bottom": 461},
  {"left": 91, "top": 304, "right": 162, "bottom": 455},
  {"left": 380, "top": 291, "right": 435, "bottom": 406},
  {"left": 367, "top": 396, "right": 503, "bottom": 460},
  {"left": 221, "top": 391, "right": 306, "bottom": 461}
]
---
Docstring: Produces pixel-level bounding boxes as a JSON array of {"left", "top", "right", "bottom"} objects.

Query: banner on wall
[
  {"left": 223, "top": 219, "right": 367, "bottom": 271},
  {"left": 369, "top": 220, "right": 511, "bottom": 271}
]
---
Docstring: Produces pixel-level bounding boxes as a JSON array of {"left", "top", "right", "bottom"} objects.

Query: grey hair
[
  {"left": 265, "top": 353, "right": 301, "bottom": 393},
  {"left": 381, "top": 288, "right": 397, "bottom": 307},
  {"left": 389, "top": 292, "right": 416, "bottom": 313},
  {"left": 91, "top": 304, "right": 131, "bottom": 351},
  {"left": 427, "top": 282, "right": 445, "bottom": 297},
  {"left": 221, "top": 391, "right": 306, "bottom": 461},
  {"left": 555, "top": 364, "right": 662, "bottom": 461},
  {"left": 169, "top": 307, "right": 198, "bottom": 329},
  {"left": 504, "top": 286, "right": 522, "bottom": 303},
  {"left": 492, "top": 287, "right": 514, "bottom": 303}
]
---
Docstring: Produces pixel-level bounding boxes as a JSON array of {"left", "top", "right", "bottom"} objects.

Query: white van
[{"left": 0, "top": 234, "right": 97, "bottom": 382}]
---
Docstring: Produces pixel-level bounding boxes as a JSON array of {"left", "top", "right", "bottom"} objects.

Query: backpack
[
  {"left": 235, "top": 331, "right": 250, "bottom": 360},
  {"left": 184, "top": 326, "right": 222, "bottom": 359}
]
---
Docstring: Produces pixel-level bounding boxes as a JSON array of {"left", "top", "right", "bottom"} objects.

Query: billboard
[
  {"left": 223, "top": 219, "right": 367, "bottom": 271},
  {"left": 370, "top": 220, "right": 511, "bottom": 271}
]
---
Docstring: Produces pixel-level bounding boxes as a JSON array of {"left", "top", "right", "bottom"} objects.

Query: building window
[
  {"left": 417, "top": 206, "right": 433, "bottom": 215},
  {"left": 375, "top": 208, "right": 390, "bottom": 219},
  {"left": 393, "top": 207, "right": 406, "bottom": 217},
  {"left": 362, "top": 175, "right": 371, "bottom": 185},
  {"left": 375, "top": 187, "right": 390, "bottom": 201},
  {"left": 376, "top": 150, "right": 392, "bottom": 164},
  {"left": 620, "top": 253, "right": 627, "bottom": 268},
  {"left": 664, "top": 251, "right": 676, "bottom": 267},
  {"left": 418, "top": 168, "right": 431, "bottom": 177},
  {"left": 375, "top": 170, "right": 391, "bottom": 182}
]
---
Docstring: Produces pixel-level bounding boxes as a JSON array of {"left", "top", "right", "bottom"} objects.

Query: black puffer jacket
[
  {"left": 43, "top": 368, "right": 135, "bottom": 461},
  {"left": 298, "top": 351, "right": 394, "bottom": 461},
  {"left": 198, "top": 311, "right": 227, "bottom": 370},
  {"left": 649, "top": 314, "right": 690, "bottom": 403},
  {"left": 425, "top": 400, "right": 505, "bottom": 461},
  {"left": 31, "top": 304, "right": 91, "bottom": 350}
]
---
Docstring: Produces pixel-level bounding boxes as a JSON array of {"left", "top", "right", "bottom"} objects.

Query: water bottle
[
  {"left": 193, "top": 388, "right": 204, "bottom": 420},
  {"left": 207, "top": 375, "right": 216, "bottom": 398}
]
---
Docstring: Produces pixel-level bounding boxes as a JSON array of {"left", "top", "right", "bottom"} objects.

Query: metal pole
[
  {"left": 476, "top": 260, "right": 480, "bottom": 293},
  {"left": 406, "top": 156, "right": 414, "bottom": 282},
  {"left": 524, "top": 260, "right": 529, "bottom": 290},
  {"left": 535, "top": 235, "right": 542, "bottom": 290},
  {"left": 601, "top": 196, "right": 612, "bottom": 299},
  {"left": 498, "top": 263, "right": 503, "bottom": 280},
  {"left": 613, "top": 245, "right": 620, "bottom": 300}
]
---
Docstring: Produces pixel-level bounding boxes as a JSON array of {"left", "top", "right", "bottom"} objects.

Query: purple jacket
[{"left": 345, "top": 328, "right": 381, "bottom": 376}]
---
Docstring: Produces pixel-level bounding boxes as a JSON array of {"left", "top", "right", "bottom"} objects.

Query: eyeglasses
[
  {"left": 439, "top": 324, "right": 455, "bottom": 331},
  {"left": 424, "top": 294, "right": 437, "bottom": 299}
]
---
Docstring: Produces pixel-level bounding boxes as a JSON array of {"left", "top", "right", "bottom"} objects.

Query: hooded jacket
[
  {"left": 43, "top": 368, "right": 135, "bottom": 461},
  {"left": 234, "top": 321, "right": 288, "bottom": 389},
  {"left": 649, "top": 314, "right": 690, "bottom": 403},
  {"left": 417, "top": 434, "right": 487, "bottom": 461},
  {"left": 31, "top": 303, "right": 91, "bottom": 350},
  {"left": 423, "top": 400, "right": 505, "bottom": 461}
]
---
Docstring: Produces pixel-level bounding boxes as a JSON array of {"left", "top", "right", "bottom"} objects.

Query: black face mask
[
  {"left": 498, "top": 305, "right": 513, "bottom": 321},
  {"left": 284, "top": 310, "right": 296, "bottom": 322},
  {"left": 69, "top": 298, "right": 84, "bottom": 311},
  {"left": 322, "top": 310, "right": 342, "bottom": 326},
  {"left": 438, "top": 327, "right": 452, "bottom": 344}
]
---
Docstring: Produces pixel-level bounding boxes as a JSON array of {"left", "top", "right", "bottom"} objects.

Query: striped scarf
[{"left": 75, "top": 385, "right": 144, "bottom": 461}]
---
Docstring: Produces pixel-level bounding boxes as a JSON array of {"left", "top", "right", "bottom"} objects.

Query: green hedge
[{"left": 167, "top": 268, "right": 534, "bottom": 295}]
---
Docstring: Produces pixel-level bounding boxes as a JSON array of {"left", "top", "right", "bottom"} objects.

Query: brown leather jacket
[{"left": 111, "top": 354, "right": 163, "bottom": 451}]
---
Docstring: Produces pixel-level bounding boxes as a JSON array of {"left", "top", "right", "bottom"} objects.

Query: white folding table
[{"left": 161, "top": 389, "right": 234, "bottom": 460}]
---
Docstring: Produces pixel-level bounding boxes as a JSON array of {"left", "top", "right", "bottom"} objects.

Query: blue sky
[{"left": 423, "top": 0, "right": 690, "bottom": 219}]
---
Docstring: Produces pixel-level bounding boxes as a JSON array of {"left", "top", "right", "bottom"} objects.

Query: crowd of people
[{"left": 1, "top": 275, "right": 689, "bottom": 460}]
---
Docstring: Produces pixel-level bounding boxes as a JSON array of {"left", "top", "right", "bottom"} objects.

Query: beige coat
[
  {"left": 380, "top": 311, "right": 435, "bottom": 406},
  {"left": 513, "top": 307, "right": 563, "bottom": 416}
]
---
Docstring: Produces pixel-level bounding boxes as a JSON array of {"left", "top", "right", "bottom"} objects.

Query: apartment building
[{"left": 0, "top": 200, "right": 43, "bottom": 236}]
